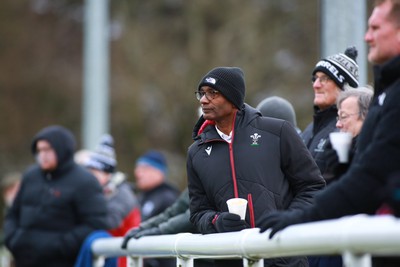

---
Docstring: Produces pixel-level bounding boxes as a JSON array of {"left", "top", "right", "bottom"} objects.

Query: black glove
[
  {"left": 121, "top": 227, "right": 142, "bottom": 249},
  {"left": 258, "top": 210, "right": 307, "bottom": 239},
  {"left": 213, "top": 212, "right": 247, "bottom": 233},
  {"left": 133, "top": 227, "right": 162, "bottom": 239}
]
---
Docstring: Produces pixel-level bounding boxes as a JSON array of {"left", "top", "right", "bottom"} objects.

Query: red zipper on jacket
[
  {"left": 229, "top": 110, "right": 255, "bottom": 228},
  {"left": 229, "top": 111, "right": 239, "bottom": 198}
]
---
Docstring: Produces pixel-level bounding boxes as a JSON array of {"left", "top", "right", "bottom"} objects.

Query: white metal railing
[{"left": 92, "top": 214, "right": 400, "bottom": 267}]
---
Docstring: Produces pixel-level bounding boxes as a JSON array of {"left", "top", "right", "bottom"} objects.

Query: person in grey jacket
[
  {"left": 188, "top": 67, "right": 325, "bottom": 267},
  {"left": 4, "top": 125, "right": 108, "bottom": 267}
]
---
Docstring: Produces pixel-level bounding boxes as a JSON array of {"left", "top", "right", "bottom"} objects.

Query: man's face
[
  {"left": 312, "top": 72, "right": 341, "bottom": 110},
  {"left": 198, "top": 86, "right": 237, "bottom": 123},
  {"left": 336, "top": 96, "right": 364, "bottom": 137},
  {"left": 36, "top": 140, "right": 58, "bottom": 171},
  {"left": 365, "top": 0, "right": 400, "bottom": 65},
  {"left": 134, "top": 164, "right": 163, "bottom": 191}
]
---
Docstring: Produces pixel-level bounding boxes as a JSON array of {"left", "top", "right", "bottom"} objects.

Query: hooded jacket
[
  {"left": 4, "top": 125, "right": 108, "bottom": 267},
  {"left": 187, "top": 104, "right": 325, "bottom": 266}
]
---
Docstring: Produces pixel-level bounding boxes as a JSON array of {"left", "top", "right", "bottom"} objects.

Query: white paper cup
[
  {"left": 329, "top": 132, "right": 352, "bottom": 163},
  {"left": 226, "top": 198, "right": 247, "bottom": 220}
]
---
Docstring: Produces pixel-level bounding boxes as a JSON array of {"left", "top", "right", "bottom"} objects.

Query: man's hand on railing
[
  {"left": 213, "top": 212, "right": 248, "bottom": 233},
  {"left": 258, "top": 210, "right": 306, "bottom": 239},
  {"left": 121, "top": 227, "right": 142, "bottom": 249}
]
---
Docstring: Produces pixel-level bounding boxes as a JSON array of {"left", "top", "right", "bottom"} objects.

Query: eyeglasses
[
  {"left": 336, "top": 112, "right": 360, "bottom": 122},
  {"left": 311, "top": 75, "right": 331, "bottom": 85},
  {"left": 195, "top": 89, "right": 220, "bottom": 101}
]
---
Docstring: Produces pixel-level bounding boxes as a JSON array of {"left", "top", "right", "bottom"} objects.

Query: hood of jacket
[
  {"left": 192, "top": 103, "right": 261, "bottom": 140},
  {"left": 31, "top": 125, "right": 76, "bottom": 173}
]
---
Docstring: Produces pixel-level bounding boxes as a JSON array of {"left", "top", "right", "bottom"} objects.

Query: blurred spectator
[
  {"left": 82, "top": 134, "right": 141, "bottom": 267},
  {"left": 3, "top": 125, "right": 108, "bottom": 267},
  {"left": 256, "top": 95, "right": 301, "bottom": 133},
  {"left": 133, "top": 150, "right": 179, "bottom": 267},
  {"left": 301, "top": 46, "right": 359, "bottom": 185},
  {"left": 308, "top": 87, "right": 373, "bottom": 267},
  {"left": 85, "top": 134, "right": 141, "bottom": 236}
]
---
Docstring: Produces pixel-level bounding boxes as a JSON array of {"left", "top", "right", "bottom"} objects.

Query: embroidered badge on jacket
[
  {"left": 314, "top": 138, "right": 327, "bottom": 152},
  {"left": 250, "top": 133, "right": 261, "bottom": 146}
]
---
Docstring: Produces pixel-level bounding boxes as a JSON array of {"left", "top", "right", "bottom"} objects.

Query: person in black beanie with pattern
[
  {"left": 187, "top": 67, "right": 325, "bottom": 267},
  {"left": 301, "top": 46, "right": 359, "bottom": 185},
  {"left": 299, "top": 47, "right": 360, "bottom": 267}
]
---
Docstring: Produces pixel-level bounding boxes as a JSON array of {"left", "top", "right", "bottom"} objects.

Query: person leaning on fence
[
  {"left": 187, "top": 66, "right": 325, "bottom": 267},
  {"left": 3, "top": 125, "right": 108, "bottom": 267},
  {"left": 133, "top": 150, "right": 180, "bottom": 267},
  {"left": 84, "top": 134, "right": 141, "bottom": 267},
  {"left": 258, "top": 1, "right": 400, "bottom": 266}
]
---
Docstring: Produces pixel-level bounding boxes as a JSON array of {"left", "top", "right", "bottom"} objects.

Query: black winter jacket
[
  {"left": 306, "top": 55, "right": 400, "bottom": 219},
  {"left": 301, "top": 105, "right": 341, "bottom": 183},
  {"left": 4, "top": 126, "right": 108, "bottom": 267},
  {"left": 187, "top": 104, "right": 325, "bottom": 231}
]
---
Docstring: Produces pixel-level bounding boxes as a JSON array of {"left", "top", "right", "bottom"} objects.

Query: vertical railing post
[
  {"left": 127, "top": 256, "right": 143, "bottom": 267},
  {"left": 342, "top": 251, "right": 372, "bottom": 267},
  {"left": 176, "top": 257, "right": 194, "bottom": 267},
  {"left": 243, "top": 258, "right": 264, "bottom": 267}
]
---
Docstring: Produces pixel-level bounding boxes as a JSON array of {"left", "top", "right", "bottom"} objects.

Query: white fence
[{"left": 92, "top": 214, "right": 400, "bottom": 267}]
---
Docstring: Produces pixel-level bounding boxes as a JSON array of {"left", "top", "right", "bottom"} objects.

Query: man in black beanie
[{"left": 188, "top": 67, "right": 325, "bottom": 267}]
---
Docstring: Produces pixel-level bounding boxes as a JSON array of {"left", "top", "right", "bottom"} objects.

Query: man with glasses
[
  {"left": 301, "top": 46, "right": 360, "bottom": 186},
  {"left": 187, "top": 66, "right": 325, "bottom": 267}
]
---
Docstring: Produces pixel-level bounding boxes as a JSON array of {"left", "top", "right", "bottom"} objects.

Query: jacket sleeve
[
  {"left": 280, "top": 122, "right": 326, "bottom": 210},
  {"left": 140, "top": 188, "right": 194, "bottom": 233},
  {"left": 187, "top": 148, "right": 218, "bottom": 234}
]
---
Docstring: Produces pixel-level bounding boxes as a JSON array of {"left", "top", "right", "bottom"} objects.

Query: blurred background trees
[{"left": 0, "top": 0, "right": 372, "bottom": 192}]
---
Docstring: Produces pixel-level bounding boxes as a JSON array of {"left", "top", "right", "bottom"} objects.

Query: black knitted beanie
[{"left": 198, "top": 67, "right": 245, "bottom": 109}]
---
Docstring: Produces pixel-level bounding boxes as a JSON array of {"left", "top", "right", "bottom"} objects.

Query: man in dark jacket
[
  {"left": 133, "top": 149, "right": 180, "bottom": 267},
  {"left": 301, "top": 46, "right": 360, "bottom": 185},
  {"left": 188, "top": 67, "right": 325, "bottom": 266},
  {"left": 259, "top": 0, "right": 400, "bottom": 266},
  {"left": 3, "top": 125, "right": 108, "bottom": 267}
]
